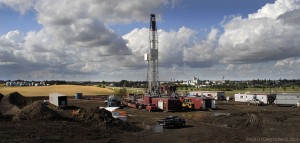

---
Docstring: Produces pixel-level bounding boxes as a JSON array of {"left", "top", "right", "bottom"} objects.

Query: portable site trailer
[
  {"left": 274, "top": 94, "right": 300, "bottom": 106},
  {"left": 255, "top": 94, "right": 269, "bottom": 104},
  {"left": 190, "top": 91, "right": 225, "bottom": 100},
  {"left": 49, "top": 93, "right": 68, "bottom": 108},
  {"left": 235, "top": 93, "right": 274, "bottom": 105},
  {"left": 235, "top": 93, "right": 256, "bottom": 103}
]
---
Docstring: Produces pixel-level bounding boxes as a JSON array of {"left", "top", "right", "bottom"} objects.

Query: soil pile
[
  {"left": 0, "top": 92, "right": 27, "bottom": 115},
  {"left": 75, "top": 107, "right": 142, "bottom": 132},
  {"left": 0, "top": 92, "right": 63, "bottom": 121},
  {"left": 0, "top": 93, "right": 4, "bottom": 101},
  {"left": 0, "top": 112, "right": 13, "bottom": 121},
  {"left": 14, "top": 100, "right": 64, "bottom": 120}
]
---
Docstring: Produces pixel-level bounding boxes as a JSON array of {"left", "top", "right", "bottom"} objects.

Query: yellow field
[{"left": 0, "top": 85, "right": 115, "bottom": 96}]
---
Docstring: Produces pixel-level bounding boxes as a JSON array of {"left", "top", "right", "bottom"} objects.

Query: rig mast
[{"left": 145, "top": 14, "right": 159, "bottom": 97}]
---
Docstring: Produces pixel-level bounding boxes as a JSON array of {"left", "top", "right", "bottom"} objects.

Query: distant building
[
  {"left": 5, "top": 81, "right": 46, "bottom": 87},
  {"left": 183, "top": 76, "right": 200, "bottom": 86}
]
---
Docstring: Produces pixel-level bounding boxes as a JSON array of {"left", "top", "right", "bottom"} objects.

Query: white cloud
[
  {"left": 248, "top": 0, "right": 300, "bottom": 19},
  {"left": 183, "top": 28, "right": 218, "bottom": 67},
  {"left": 1, "top": 0, "right": 300, "bottom": 80},
  {"left": 275, "top": 58, "right": 300, "bottom": 68},
  {"left": 122, "top": 27, "right": 197, "bottom": 68},
  {"left": 217, "top": 0, "right": 300, "bottom": 64},
  {"left": 1, "top": 0, "right": 172, "bottom": 23},
  {"left": 0, "top": 0, "right": 178, "bottom": 80}
]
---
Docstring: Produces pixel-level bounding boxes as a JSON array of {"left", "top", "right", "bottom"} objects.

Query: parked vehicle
[
  {"left": 158, "top": 116, "right": 185, "bottom": 128},
  {"left": 247, "top": 99, "right": 263, "bottom": 106}
]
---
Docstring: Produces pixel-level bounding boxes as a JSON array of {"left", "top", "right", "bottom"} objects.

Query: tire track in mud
[{"left": 246, "top": 113, "right": 262, "bottom": 128}]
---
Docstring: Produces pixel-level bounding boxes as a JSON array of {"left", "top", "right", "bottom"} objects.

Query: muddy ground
[{"left": 1, "top": 96, "right": 300, "bottom": 143}]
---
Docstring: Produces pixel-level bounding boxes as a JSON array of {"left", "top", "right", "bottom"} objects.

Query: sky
[{"left": 1, "top": 0, "right": 300, "bottom": 81}]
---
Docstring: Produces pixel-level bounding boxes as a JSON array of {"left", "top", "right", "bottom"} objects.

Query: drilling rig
[{"left": 144, "top": 14, "right": 160, "bottom": 97}]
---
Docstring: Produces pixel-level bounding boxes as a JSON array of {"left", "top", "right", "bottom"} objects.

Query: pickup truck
[
  {"left": 247, "top": 99, "right": 263, "bottom": 106},
  {"left": 158, "top": 116, "right": 185, "bottom": 128}
]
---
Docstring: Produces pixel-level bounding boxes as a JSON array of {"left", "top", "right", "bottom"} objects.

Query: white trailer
[
  {"left": 255, "top": 94, "right": 269, "bottom": 104},
  {"left": 234, "top": 93, "right": 256, "bottom": 103},
  {"left": 190, "top": 91, "right": 225, "bottom": 100},
  {"left": 49, "top": 93, "right": 68, "bottom": 108},
  {"left": 235, "top": 93, "right": 271, "bottom": 105},
  {"left": 274, "top": 94, "right": 300, "bottom": 106}
]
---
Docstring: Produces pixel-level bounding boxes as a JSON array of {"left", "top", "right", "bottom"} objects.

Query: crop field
[{"left": 0, "top": 85, "right": 115, "bottom": 96}]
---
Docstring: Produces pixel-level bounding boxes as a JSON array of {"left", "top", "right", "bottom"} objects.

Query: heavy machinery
[{"left": 182, "top": 98, "right": 194, "bottom": 110}]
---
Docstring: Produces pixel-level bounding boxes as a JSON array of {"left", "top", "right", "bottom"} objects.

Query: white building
[{"left": 183, "top": 76, "right": 200, "bottom": 86}]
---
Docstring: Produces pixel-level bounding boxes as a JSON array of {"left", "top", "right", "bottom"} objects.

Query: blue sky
[
  {"left": 1, "top": 0, "right": 300, "bottom": 81},
  {"left": 0, "top": 6, "right": 40, "bottom": 35}
]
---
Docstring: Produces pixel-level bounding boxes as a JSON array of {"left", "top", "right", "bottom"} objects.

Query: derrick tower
[{"left": 144, "top": 14, "right": 159, "bottom": 97}]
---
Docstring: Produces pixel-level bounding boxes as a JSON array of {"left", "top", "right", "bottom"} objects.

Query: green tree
[{"left": 116, "top": 88, "right": 127, "bottom": 96}]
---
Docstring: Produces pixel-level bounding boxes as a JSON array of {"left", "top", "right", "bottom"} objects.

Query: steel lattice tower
[{"left": 144, "top": 14, "right": 159, "bottom": 97}]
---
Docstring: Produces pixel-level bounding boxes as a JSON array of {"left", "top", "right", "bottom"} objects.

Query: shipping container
[
  {"left": 151, "top": 98, "right": 181, "bottom": 111},
  {"left": 143, "top": 96, "right": 152, "bottom": 105},
  {"left": 275, "top": 94, "right": 300, "bottom": 106},
  {"left": 49, "top": 93, "right": 68, "bottom": 108},
  {"left": 184, "top": 97, "right": 203, "bottom": 110}
]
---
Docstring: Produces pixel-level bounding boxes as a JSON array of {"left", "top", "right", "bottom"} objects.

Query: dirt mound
[
  {"left": 14, "top": 100, "right": 64, "bottom": 120},
  {"left": 75, "top": 107, "right": 141, "bottom": 132},
  {"left": 0, "top": 93, "right": 4, "bottom": 101},
  {"left": 0, "top": 92, "right": 27, "bottom": 115},
  {"left": 0, "top": 112, "right": 13, "bottom": 121}
]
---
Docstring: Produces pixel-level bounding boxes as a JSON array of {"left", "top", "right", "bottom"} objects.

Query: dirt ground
[{"left": 1, "top": 96, "right": 300, "bottom": 143}]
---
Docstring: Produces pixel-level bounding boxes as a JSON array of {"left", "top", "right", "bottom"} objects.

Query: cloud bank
[{"left": 1, "top": 0, "right": 300, "bottom": 80}]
